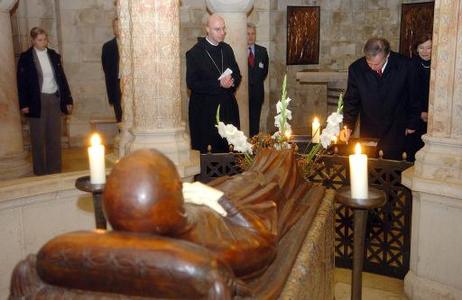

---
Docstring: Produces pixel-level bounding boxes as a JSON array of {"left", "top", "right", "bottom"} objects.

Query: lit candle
[
  {"left": 312, "top": 117, "right": 320, "bottom": 143},
  {"left": 88, "top": 133, "right": 106, "bottom": 184},
  {"left": 349, "top": 143, "right": 368, "bottom": 199}
]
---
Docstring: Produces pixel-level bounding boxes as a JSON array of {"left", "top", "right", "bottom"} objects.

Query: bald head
[{"left": 206, "top": 14, "right": 226, "bottom": 45}]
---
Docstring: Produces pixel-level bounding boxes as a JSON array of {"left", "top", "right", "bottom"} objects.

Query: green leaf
[{"left": 216, "top": 105, "right": 221, "bottom": 125}]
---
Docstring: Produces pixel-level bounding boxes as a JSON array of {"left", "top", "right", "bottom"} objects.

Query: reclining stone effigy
[{"left": 9, "top": 148, "right": 335, "bottom": 299}]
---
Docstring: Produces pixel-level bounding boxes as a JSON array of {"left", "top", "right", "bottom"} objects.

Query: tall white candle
[
  {"left": 312, "top": 117, "right": 320, "bottom": 143},
  {"left": 88, "top": 133, "right": 106, "bottom": 184},
  {"left": 349, "top": 143, "right": 368, "bottom": 199}
]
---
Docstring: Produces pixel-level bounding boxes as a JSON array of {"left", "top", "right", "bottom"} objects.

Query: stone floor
[
  {"left": 335, "top": 268, "right": 408, "bottom": 300},
  {"left": 61, "top": 148, "right": 408, "bottom": 300}
]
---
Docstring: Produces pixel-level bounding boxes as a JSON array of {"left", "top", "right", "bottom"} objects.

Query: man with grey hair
[
  {"left": 342, "top": 37, "right": 420, "bottom": 160},
  {"left": 247, "top": 22, "right": 268, "bottom": 137}
]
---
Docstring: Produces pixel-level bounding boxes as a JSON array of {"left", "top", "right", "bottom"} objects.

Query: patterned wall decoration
[{"left": 286, "top": 6, "right": 320, "bottom": 65}]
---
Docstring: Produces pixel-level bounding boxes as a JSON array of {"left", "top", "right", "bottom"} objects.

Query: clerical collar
[{"left": 205, "top": 36, "right": 219, "bottom": 46}]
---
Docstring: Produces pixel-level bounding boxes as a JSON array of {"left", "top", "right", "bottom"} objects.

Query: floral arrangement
[
  {"left": 215, "top": 74, "right": 344, "bottom": 175},
  {"left": 215, "top": 107, "right": 253, "bottom": 154},
  {"left": 301, "top": 94, "right": 343, "bottom": 177},
  {"left": 272, "top": 74, "right": 293, "bottom": 148}
]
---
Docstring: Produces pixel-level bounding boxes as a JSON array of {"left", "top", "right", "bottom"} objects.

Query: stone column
[
  {"left": 402, "top": 0, "right": 462, "bottom": 299},
  {"left": 117, "top": 0, "right": 199, "bottom": 180},
  {"left": 0, "top": 0, "right": 31, "bottom": 179},
  {"left": 205, "top": 0, "right": 254, "bottom": 136}
]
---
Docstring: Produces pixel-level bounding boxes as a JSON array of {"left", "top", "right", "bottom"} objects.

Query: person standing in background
[
  {"left": 17, "top": 27, "right": 73, "bottom": 175},
  {"left": 247, "top": 23, "right": 269, "bottom": 137},
  {"left": 102, "top": 17, "right": 122, "bottom": 123},
  {"left": 407, "top": 33, "right": 432, "bottom": 161},
  {"left": 186, "top": 14, "right": 242, "bottom": 153}
]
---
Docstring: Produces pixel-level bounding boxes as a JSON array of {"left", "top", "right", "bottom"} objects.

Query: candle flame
[
  {"left": 285, "top": 129, "right": 292, "bottom": 139},
  {"left": 90, "top": 133, "right": 102, "bottom": 146},
  {"left": 313, "top": 117, "right": 320, "bottom": 125},
  {"left": 355, "top": 143, "right": 362, "bottom": 154}
]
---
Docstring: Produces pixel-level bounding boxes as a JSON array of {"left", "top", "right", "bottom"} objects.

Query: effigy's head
[{"left": 103, "top": 149, "right": 187, "bottom": 235}]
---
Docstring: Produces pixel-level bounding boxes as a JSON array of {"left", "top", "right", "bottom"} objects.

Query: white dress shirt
[{"left": 35, "top": 48, "right": 58, "bottom": 93}]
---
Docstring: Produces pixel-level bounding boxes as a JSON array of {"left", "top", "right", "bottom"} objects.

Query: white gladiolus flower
[
  {"left": 325, "top": 123, "right": 340, "bottom": 137},
  {"left": 320, "top": 132, "right": 332, "bottom": 149},
  {"left": 276, "top": 101, "right": 283, "bottom": 113},
  {"left": 326, "top": 112, "right": 343, "bottom": 126},
  {"left": 216, "top": 122, "right": 227, "bottom": 137},
  {"left": 224, "top": 123, "right": 238, "bottom": 136},
  {"left": 318, "top": 110, "right": 343, "bottom": 149},
  {"left": 215, "top": 121, "right": 253, "bottom": 154}
]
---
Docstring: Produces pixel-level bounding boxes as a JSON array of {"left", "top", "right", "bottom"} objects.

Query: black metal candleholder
[
  {"left": 75, "top": 176, "right": 107, "bottom": 229},
  {"left": 335, "top": 186, "right": 386, "bottom": 300}
]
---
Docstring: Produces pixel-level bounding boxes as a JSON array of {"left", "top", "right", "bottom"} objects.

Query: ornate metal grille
[
  {"left": 196, "top": 153, "right": 243, "bottom": 183},
  {"left": 198, "top": 152, "right": 413, "bottom": 279}
]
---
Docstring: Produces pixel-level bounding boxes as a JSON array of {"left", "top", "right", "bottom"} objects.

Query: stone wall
[
  {"left": 11, "top": 0, "right": 59, "bottom": 55},
  {"left": 59, "top": 0, "right": 116, "bottom": 146}
]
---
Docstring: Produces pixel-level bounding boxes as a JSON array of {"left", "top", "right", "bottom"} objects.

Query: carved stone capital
[{"left": 205, "top": 0, "right": 253, "bottom": 13}]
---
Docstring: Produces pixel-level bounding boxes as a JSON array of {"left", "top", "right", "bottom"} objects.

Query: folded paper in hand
[
  {"left": 218, "top": 68, "right": 233, "bottom": 80},
  {"left": 182, "top": 182, "right": 227, "bottom": 216}
]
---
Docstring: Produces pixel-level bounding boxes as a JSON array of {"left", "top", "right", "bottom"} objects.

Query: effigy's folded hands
[{"left": 183, "top": 182, "right": 228, "bottom": 216}]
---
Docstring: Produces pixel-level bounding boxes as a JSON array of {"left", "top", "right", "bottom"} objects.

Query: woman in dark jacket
[
  {"left": 407, "top": 33, "right": 432, "bottom": 161},
  {"left": 17, "top": 27, "right": 73, "bottom": 175}
]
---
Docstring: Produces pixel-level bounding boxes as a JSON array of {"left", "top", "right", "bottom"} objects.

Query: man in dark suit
[
  {"left": 102, "top": 17, "right": 122, "bottom": 123},
  {"left": 342, "top": 37, "right": 420, "bottom": 160},
  {"left": 247, "top": 23, "right": 269, "bottom": 137}
]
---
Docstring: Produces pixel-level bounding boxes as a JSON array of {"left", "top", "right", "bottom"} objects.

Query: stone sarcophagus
[{"left": 9, "top": 148, "right": 335, "bottom": 299}]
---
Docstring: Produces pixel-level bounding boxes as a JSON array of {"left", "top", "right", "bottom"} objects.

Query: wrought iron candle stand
[
  {"left": 335, "top": 186, "right": 386, "bottom": 300},
  {"left": 75, "top": 176, "right": 107, "bottom": 229}
]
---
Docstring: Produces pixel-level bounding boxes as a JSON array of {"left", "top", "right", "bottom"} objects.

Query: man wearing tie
[
  {"left": 247, "top": 23, "right": 269, "bottom": 137},
  {"left": 102, "top": 17, "right": 122, "bottom": 123},
  {"left": 341, "top": 37, "right": 420, "bottom": 160}
]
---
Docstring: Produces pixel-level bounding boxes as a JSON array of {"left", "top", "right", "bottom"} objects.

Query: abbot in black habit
[{"left": 186, "top": 37, "right": 241, "bottom": 153}]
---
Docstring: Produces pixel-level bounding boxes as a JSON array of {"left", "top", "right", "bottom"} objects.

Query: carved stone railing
[{"left": 198, "top": 152, "right": 413, "bottom": 279}]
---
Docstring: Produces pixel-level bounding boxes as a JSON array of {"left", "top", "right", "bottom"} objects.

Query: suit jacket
[
  {"left": 17, "top": 47, "right": 73, "bottom": 118},
  {"left": 101, "top": 38, "right": 121, "bottom": 106},
  {"left": 248, "top": 44, "right": 269, "bottom": 99},
  {"left": 343, "top": 51, "right": 420, "bottom": 158}
]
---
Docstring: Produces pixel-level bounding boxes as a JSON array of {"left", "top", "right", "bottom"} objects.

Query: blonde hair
[{"left": 30, "top": 27, "right": 47, "bottom": 39}]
